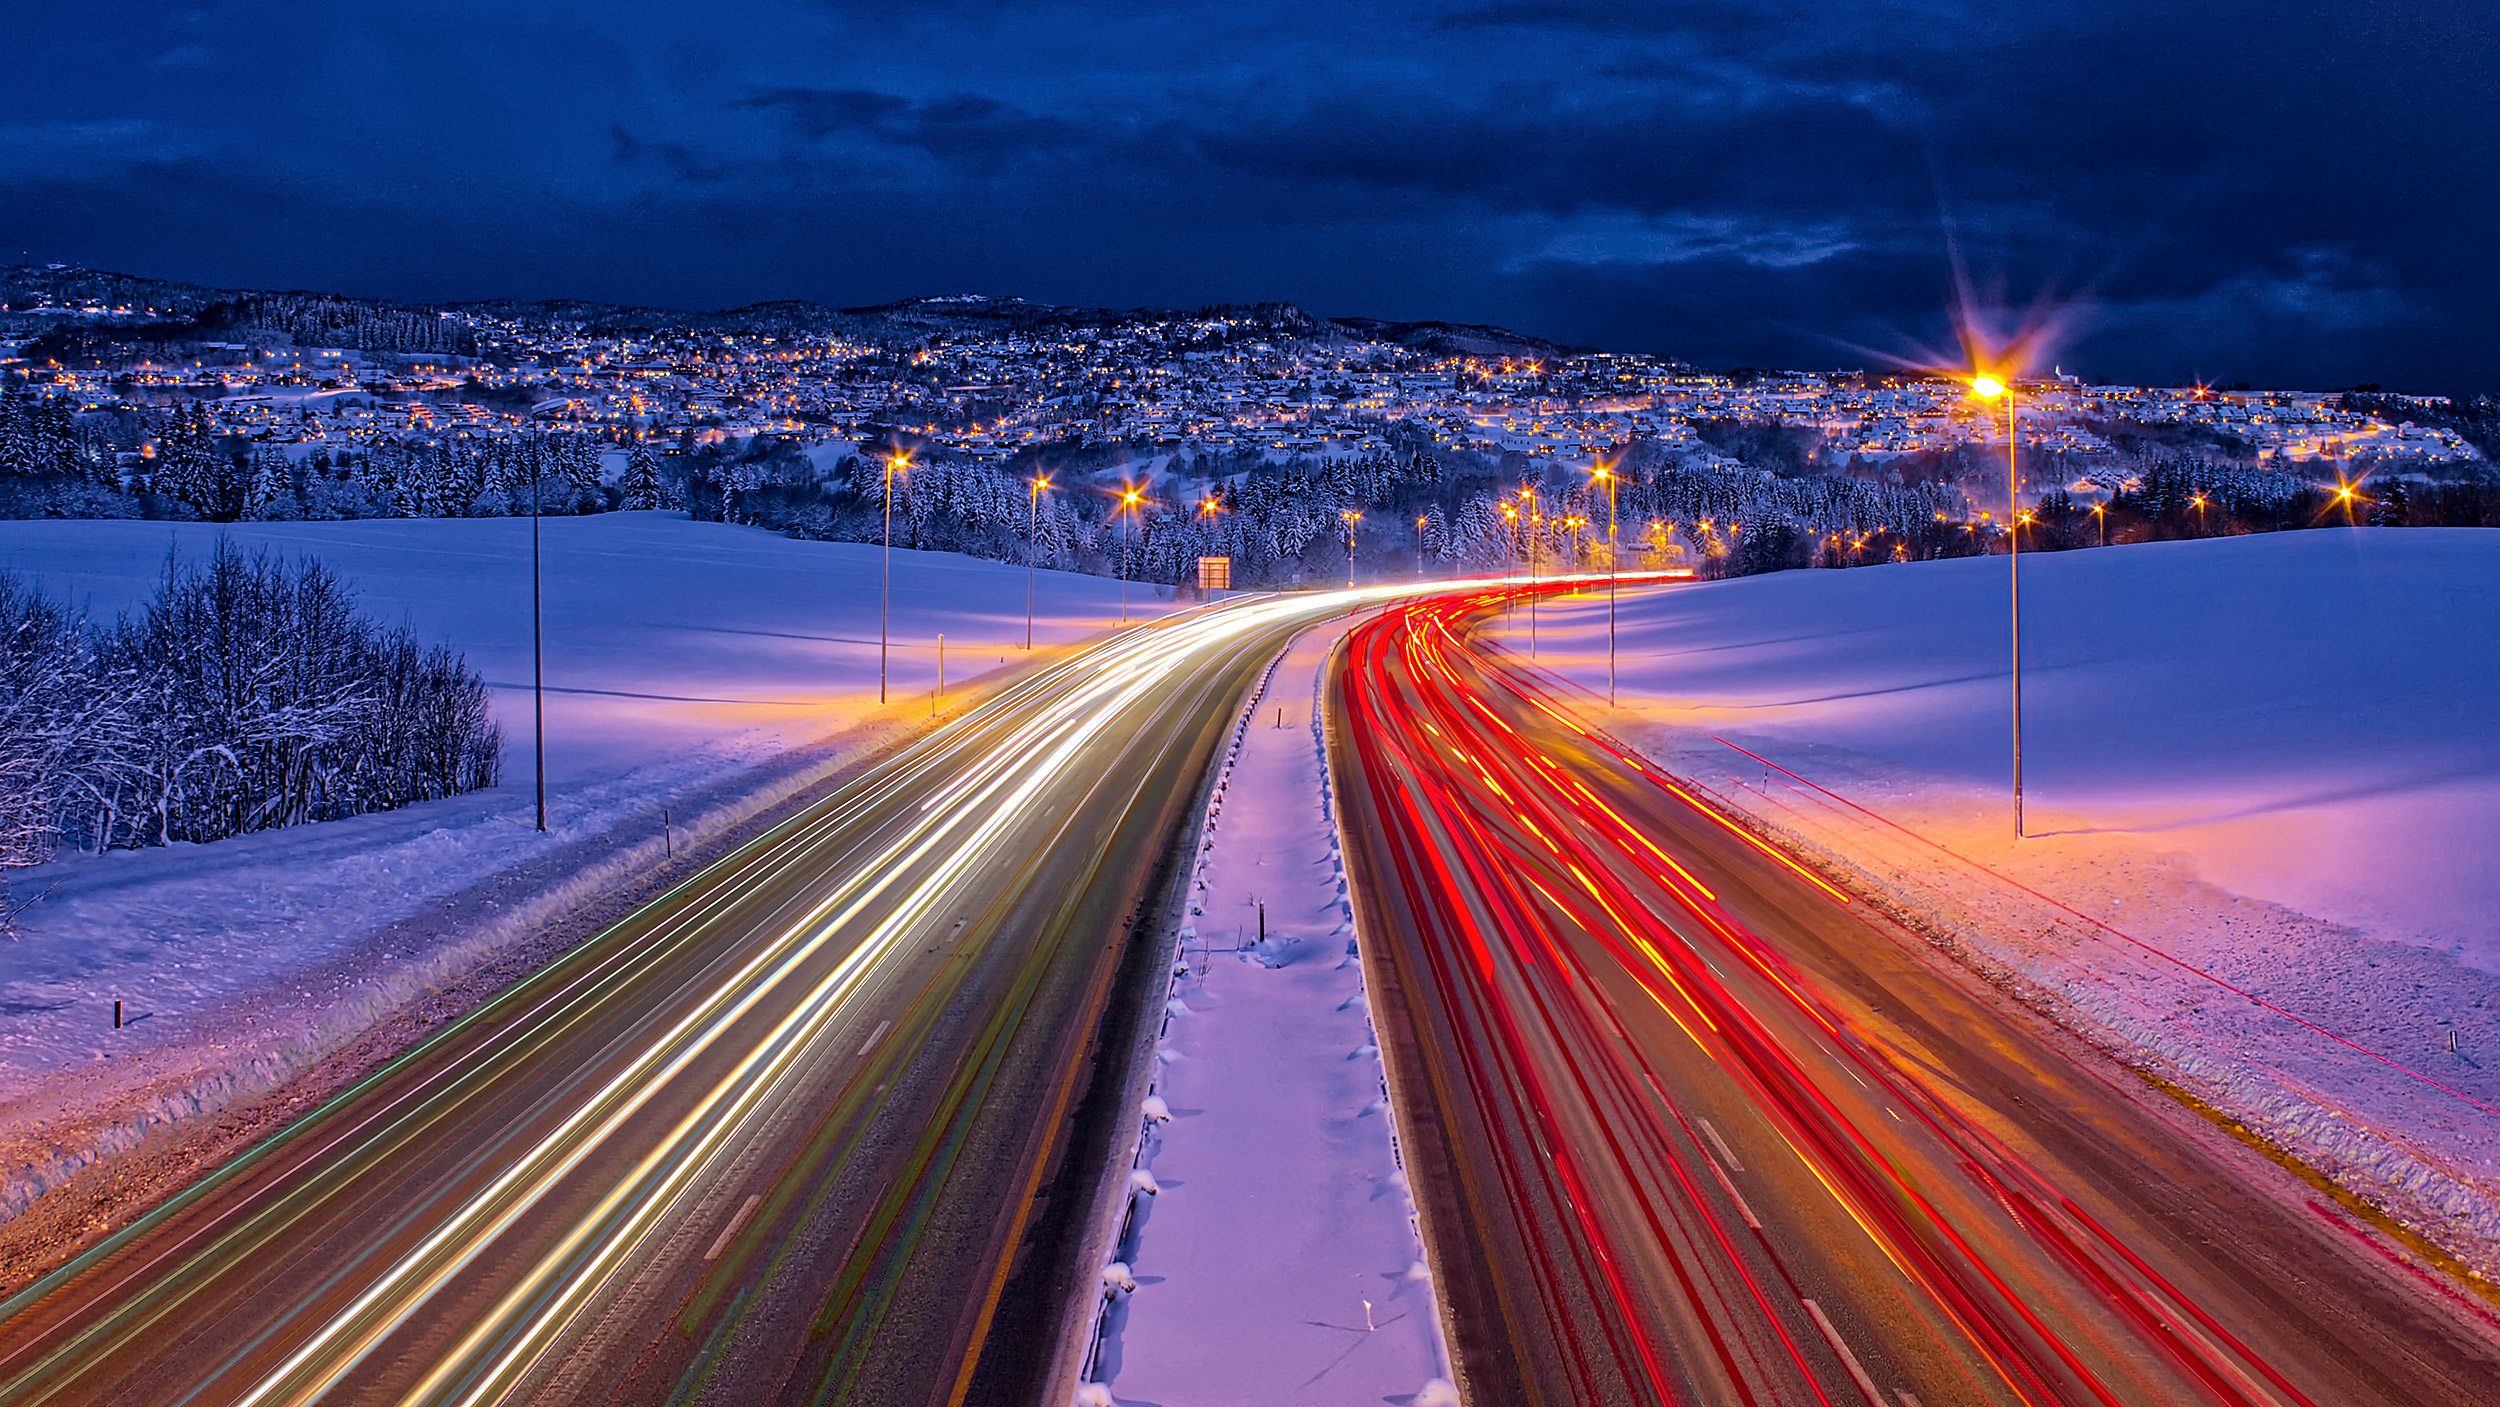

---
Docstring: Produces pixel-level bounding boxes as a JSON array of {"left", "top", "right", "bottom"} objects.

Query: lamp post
[
  {"left": 1026, "top": 473, "right": 1051, "bottom": 650},
  {"left": 2092, "top": 501, "right": 2107, "bottom": 548},
  {"left": 1594, "top": 465, "right": 1619, "bottom": 704},
  {"left": 1199, "top": 494, "right": 1220, "bottom": 588},
  {"left": 531, "top": 460, "right": 545, "bottom": 833},
  {"left": 1119, "top": 488, "right": 1141, "bottom": 622},
  {"left": 1521, "top": 487, "right": 1540, "bottom": 656},
  {"left": 1500, "top": 502, "right": 1519, "bottom": 623},
  {"left": 1340, "top": 509, "right": 1362, "bottom": 588},
  {"left": 1972, "top": 374, "right": 2022, "bottom": 838},
  {"left": 883, "top": 452, "right": 907, "bottom": 703},
  {"left": 1415, "top": 515, "right": 1428, "bottom": 583}
]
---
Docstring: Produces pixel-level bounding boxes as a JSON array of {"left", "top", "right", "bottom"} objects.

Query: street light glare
[{"left": 1971, "top": 376, "right": 2007, "bottom": 399}]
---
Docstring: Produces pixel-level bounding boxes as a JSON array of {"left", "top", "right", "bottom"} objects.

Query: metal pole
[
  {"left": 1121, "top": 504, "right": 1130, "bottom": 624},
  {"left": 1606, "top": 474, "right": 1618, "bottom": 705},
  {"left": 532, "top": 468, "right": 546, "bottom": 833},
  {"left": 881, "top": 459, "right": 893, "bottom": 704},
  {"left": 1528, "top": 501, "right": 1539, "bottom": 657},
  {"left": 2009, "top": 389, "right": 2023, "bottom": 840},
  {"left": 935, "top": 633, "right": 944, "bottom": 716},
  {"left": 1026, "top": 480, "right": 1038, "bottom": 650}
]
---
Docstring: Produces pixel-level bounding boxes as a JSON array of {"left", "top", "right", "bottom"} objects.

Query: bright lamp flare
[{"left": 1971, "top": 375, "right": 2007, "bottom": 399}]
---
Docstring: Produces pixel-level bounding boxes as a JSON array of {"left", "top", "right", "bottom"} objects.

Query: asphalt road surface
[
  {"left": 1331, "top": 584, "right": 2500, "bottom": 1407},
  {"left": 0, "top": 589, "right": 1386, "bottom": 1407}
]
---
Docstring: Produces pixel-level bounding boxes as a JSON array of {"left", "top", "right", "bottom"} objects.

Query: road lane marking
[
  {"left": 1704, "top": 1154, "right": 1762, "bottom": 1230},
  {"left": 1801, "top": 1298, "right": 1890, "bottom": 1407},
  {"left": 1697, "top": 1116, "right": 1744, "bottom": 1172},
  {"left": 703, "top": 1195, "right": 763, "bottom": 1262},
  {"left": 856, "top": 1020, "right": 892, "bottom": 1057}
]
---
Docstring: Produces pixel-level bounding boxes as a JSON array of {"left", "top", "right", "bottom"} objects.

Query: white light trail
[{"left": 197, "top": 583, "right": 1449, "bottom": 1407}]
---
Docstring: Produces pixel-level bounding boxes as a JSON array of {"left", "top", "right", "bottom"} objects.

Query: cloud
[
  {"left": 1505, "top": 211, "right": 1859, "bottom": 272},
  {"left": 739, "top": 86, "right": 1085, "bottom": 175},
  {"left": 1, "top": 1, "right": 2494, "bottom": 389}
]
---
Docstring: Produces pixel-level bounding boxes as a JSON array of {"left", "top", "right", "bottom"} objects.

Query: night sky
[{"left": 7, "top": 2, "right": 2495, "bottom": 389}]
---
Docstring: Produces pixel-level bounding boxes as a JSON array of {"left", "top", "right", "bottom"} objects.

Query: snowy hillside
[{"left": 1523, "top": 529, "right": 2498, "bottom": 965}]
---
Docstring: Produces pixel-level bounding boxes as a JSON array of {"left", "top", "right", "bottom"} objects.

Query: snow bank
[{"left": 1511, "top": 529, "right": 2500, "bottom": 1273}]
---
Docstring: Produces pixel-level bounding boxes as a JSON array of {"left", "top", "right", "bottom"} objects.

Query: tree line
[
  {"left": 0, "top": 543, "right": 501, "bottom": 907},
  {"left": 7, "top": 378, "right": 2494, "bottom": 582}
]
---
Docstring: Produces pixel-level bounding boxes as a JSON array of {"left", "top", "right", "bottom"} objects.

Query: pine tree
[{"left": 621, "top": 442, "right": 665, "bottom": 510}]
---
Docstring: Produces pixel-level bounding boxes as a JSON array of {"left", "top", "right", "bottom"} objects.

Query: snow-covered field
[
  {"left": 1511, "top": 529, "right": 2500, "bottom": 1272},
  {"left": 1083, "top": 624, "right": 1449, "bottom": 1406},
  {"left": 0, "top": 514, "right": 1171, "bottom": 1220}
]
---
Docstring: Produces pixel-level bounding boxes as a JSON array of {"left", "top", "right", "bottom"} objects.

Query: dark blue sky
[{"left": 8, "top": 2, "right": 2495, "bottom": 389}]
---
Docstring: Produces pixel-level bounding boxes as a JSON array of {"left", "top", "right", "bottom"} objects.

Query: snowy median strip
[{"left": 1074, "top": 621, "right": 1453, "bottom": 1406}]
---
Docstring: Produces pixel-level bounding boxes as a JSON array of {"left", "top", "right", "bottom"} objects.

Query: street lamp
[
  {"left": 2091, "top": 501, "right": 2107, "bottom": 548},
  {"left": 1593, "top": 464, "right": 1619, "bottom": 704},
  {"left": 1026, "top": 473, "right": 1051, "bottom": 650},
  {"left": 1972, "top": 374, "right": 2023, "bottom": 838},
  {"left": 2334, "top": 478, "right": 2361, "bottom": 526},
  {"left": 1500, "top": 502, "right": 1519, "bottom": 623},
  {"left": 882, "top": 452, "right": 908, "bottom": 704},
  {"left": 1119, "top": 487, "right": 1142, "bottom": 623},
  {"left": 1340, "top": 509, "right": 1363, "bottom": 588},
  {"left": 1521, "top": 487, "right": 1540, "bottom": 655},
  {"left": 1199, "top": 495, "right": 1223, "bottom": 598},
  {"left": 530, "top": 458, "right": 545, "bottom": 832},
  {"left": 1415, "top": 515, "right": 1429, "bottom": 583}
]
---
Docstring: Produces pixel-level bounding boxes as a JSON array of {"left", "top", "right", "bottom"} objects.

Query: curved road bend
[
  {"left": 0, "top": 589, "right": 1387, "bottom": 1407},
  {"left": 1331, "top": 586, "right": 2500, "bottom": 1407}
]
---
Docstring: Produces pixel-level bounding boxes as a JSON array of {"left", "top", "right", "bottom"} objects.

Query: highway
[
  {"left": 1330, "top": 585, "right": 2500, "bottom": 1407},
  {"left": 0, "top": 588, "right": 1389, "bottom": 1407}
]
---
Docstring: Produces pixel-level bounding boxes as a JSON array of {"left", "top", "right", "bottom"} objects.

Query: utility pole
[{"left": 1416, "top": 515, "right": 1427, "bottom": 583}]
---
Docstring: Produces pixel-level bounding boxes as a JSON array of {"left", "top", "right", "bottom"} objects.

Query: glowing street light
[
  {"left": 1520, "top": 487, "right": 1541, "bottom": 655},
  {"left": 1415, "top": 514, "right": 1429, "bottom": 583},
  {"left": 882, "top": 452, "right": 908, "bottom": 703},
  {"left": 1500, "top": 502, "right": 1520, "bottom": 623},
  {"left": 1341, "top": 508, "right": 1363, "bottom": 588},
  {"left": 1971, "top": 374, "right": 2023, "bottom": 838},
  {"left": 1593, "top": 464, "right": 1620, "bottom": 703},
  {"left": 1119, "top": 487, "right": 1143, "bottom": 623},
  {"left": 1026, "top": 473, "right": 1052, "bottom": 650},
  {"left": 2091, "top": 501, "right": 2107, "bottom": 548}
]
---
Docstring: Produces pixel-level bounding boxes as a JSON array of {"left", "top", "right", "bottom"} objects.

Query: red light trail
[{"left": 1328, "top": 585, "right": 2471, "bottom": 1405}]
